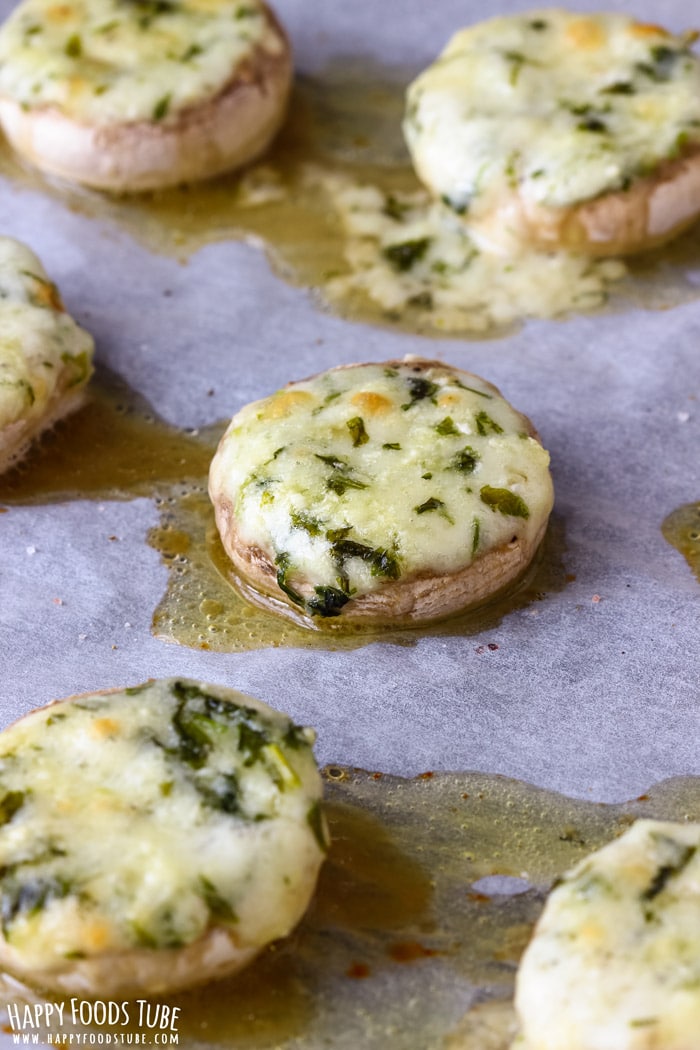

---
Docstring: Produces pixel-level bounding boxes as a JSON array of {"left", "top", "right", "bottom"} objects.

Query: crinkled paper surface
[{"left": 0, "top": 0, "right": 699, "bottom": 1046}]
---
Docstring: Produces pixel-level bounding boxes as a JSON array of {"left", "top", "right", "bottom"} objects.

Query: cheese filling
[
  {"left": 515, "top": 819, "right": 700, "bottom": 1049},
  {"left": 210, "top": 360, "right": 553, "bottom": 617},
  {"left": 405, "top": 10, "right": 700, "bottom": 214},
  {"left": 318, "top": 173, "right": 626, "bottom": 333},
  {"left": 0, "top": 679, "right": 325, "bottom": 968},
  {"left": 0, "top": 0, "right": 284, "bottom": 124},
  {"left": 0, "top": 237, "right": 93, "bottom": 440}
]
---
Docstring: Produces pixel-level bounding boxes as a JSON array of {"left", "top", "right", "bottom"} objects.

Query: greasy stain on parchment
[
  {"left": 662, "top": 501, "right": 700, "bottom": 583},
  {"left": 0, "top": 368, "right": 569, "bottom": 652},
  {"left": 0, "top": 66, "right": 699, "bottom": 337},
  {"left": 4, "top": 768, "right": 700, "bottom": 1050},
  {"left": 0, "top": 367, "right": 220, "bottom": 504},
  {"left": 148, "top": 486, "right": 569, "bottom": 652}
]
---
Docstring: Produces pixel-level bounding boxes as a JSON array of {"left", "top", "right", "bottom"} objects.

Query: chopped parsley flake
[
  {"left": 451, "top": 446, "right": 480, "bottom": 474},
  {"left": 152, "top": 93, "right": 171, "bottom": 121},
  {"left": 346, "top": 416, "right": 369, "bottom": 446},
  {"left": 475, "top": 411, "right": 504, "bottom": 436},
  {"left": 383, "top": 238, "right": 431, "bottom": 272},
  {"left": 401, "top": 375, "right": 439, "bottom": 410},
  {"left": 64, "top": 33, "right": 82, "bottom": 58},
  {"left": 480, "top": 486, "right": 529, "bottom": 519},
  {"left": 435, "top": 416, "right": 460, "bottom": 436}
]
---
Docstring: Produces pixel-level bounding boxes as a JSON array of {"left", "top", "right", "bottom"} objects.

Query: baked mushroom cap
[
  {"left": 0, "top": 679, "right": 327, "bottom": 996},
  {"left": 404, "top": 11, "right": 700, "bottom": 256},
  {"left": 0, "top": 0, "right": 292, "bottom": 191},
  {"left": 515, "top": 819, "right": 700, "bottom": 1049},
  {"left": 0, "top": 237, "right": 94, "bottom": 474},
  {"left": 209, "top": 358, "right": 554, "bottom": 627}
]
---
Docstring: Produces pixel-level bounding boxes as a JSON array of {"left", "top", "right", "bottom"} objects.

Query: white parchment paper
[{"left": 0, "top": 2, "right": 699, "bottom": 1041}]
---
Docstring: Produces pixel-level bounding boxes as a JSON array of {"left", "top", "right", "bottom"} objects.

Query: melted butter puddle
[
  {"left": 0, "top": 368, "right": 220, "bottom": 504},
  {"left": 1, "top": 66, "right": 699, "bottom": 337},
  {"left": 662, "top": 501, "right": 700, "bottom": 583},
  {"left": 148, "top": 487, "right": 569, "bottom": 652},
  {"left": 4, "top": 769, "right": 700, "bottom": 1049}
]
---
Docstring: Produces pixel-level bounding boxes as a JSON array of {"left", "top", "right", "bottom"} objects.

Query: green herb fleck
[
  {"left": 1, "top": 877, "right": 72, "bottom": 935},
  {"left": 578, "top": 117, "right": 608, "bottom": 133},
  {"left": 383, "top": 195, "right": 409, "bottom": 221},
  {"left": 401, "top": 375, "right": 439, "bottom": 410},
  {"left": 602, "top": 80, "right": 635, "bottom": 95},
  {"left": 130, "top": 923, "right": 159, "bottom": 949},
  {"left": 383, "top": 442, "right": 401, "bottom": 450},
  {"left": 416, "top": 497, "right": 442, "bottom": 514},
  {"left": 504, "top": 50, "right": 528, "bottom": 86},
  {"left": 441, "top": 194, "right": 468, "bottom": 215},
  {"left": 64, "top": 33, "right": 82, "bottom": 57},
  {"left": 471, "top": 518, "right": 480, "bottom": 555},
  {"left": 200, "top": 876, "right": 237, "bottom": 921},
  {"left": 407, "top": 292, "right": 432, "bottom": 312},
  {"left": 480, "top": 486, "right": 529, "bottom": 519},
  {"left": 327, "top": 474, "right": 368, "bottom": 496},
  {"left": 306, "top": 586, "right": 350, "bottom": 617},
  {"left": 275, "top": 552, "right": 305, "bottom": 609},
  {"left": 642, "top": 844, "right": 696, "bottom": 902},
  {"left": 451, "top": 446, "right": 479, "bottom": 474},
  {"left": 312, "top": 391, "right": 341, "bottom": 415},
  {"left": 346, "top": 416, "right": 369, "bottom": 446},
  {"left": 315, "top": 453, "right": 347, "bottom": 470},
  {"left": 435, "top": 416, "right": 459, "bottom": 436},
  {"left": 326, "top": 526, "right": 352, "bottom": 543},
  {"left": 152, "top": 93, "right": 171, "bottom": 121},
  {"left": 673, "top": 130, "right": 690, "bottom": 158},
  {"left": 0, "top": 792, "right": 24, "bottom": 826},
  {"left": 283, "top": 724, "right": 313, "bottom": 750},
  {"left": 314, "top": 454, "right": 368, "bottom": 495},
  {"left": 383, "top": 238, "right": 431, "bottom": 272},
  {"left": 180, "top": 43, "right": 203, "bottom": 61},
  {"left": 331, "top": 538, "right": 400, "bottom": 581},
  {"left": 475, "top": 411, "right": 503, "bottom": 436},
  {"left": 290, "top": 510, "right": 324, "bottom": 536},
  {"left": 197, "top": 773, "right": 241, "bottom": 815},
  {"left": 453, "top": 378, "right": 492, "bottom": 399},
  {"left": 649, "top": 45, "right": 682, "bottom": 80}
]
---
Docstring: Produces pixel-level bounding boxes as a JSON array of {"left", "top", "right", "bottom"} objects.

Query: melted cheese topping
[
  {"left": 318, "top": 173, "right": 626, "bottom": 333},
  {"left": 0, "top": 0, "right": 284, "bottom": 124},
  {"left": 405, "top": 10, "right": 700, "bottom": 213},
  {"left": 515, "top": 819, "right": 700, "bottom": 1050},
  {"left": 209, "top": 360, "right": 553, "bottom": 616},
  {"left": 0, "top": 679, "right": 325, "bottom": 969},
  {"left": 0, "top": 237, "right": 93, "bottom": 451}
]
